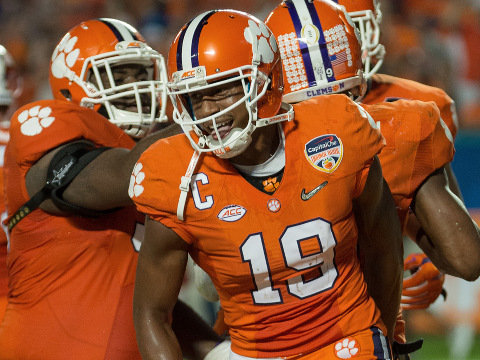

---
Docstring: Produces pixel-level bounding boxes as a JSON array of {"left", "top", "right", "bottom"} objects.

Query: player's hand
[
  {"left": 203, "top": 339, "right": 231, "bottom": 360},
  {"left": 401, "top": 253, "right": 446, "bottom": 310}
]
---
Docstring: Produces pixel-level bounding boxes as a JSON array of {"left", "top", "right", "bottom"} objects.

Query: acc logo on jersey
[
  {"left": 304, "top": 134, "right": 343, "bottom": 173},
  {"left": 217, "top": 205, "right": 246, "bottom": 222}
]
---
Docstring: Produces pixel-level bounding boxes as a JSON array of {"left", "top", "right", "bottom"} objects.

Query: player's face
[
  {"left": 88, "top": 63, "right": 155, "bottom": 113},
  {"left": 188, "top": 81, "right": 249, "bottom": 141}
]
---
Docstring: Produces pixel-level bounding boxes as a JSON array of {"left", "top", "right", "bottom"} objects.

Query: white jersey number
[{"left": 240, "top": 218, "right": 338, "bottom": 305}]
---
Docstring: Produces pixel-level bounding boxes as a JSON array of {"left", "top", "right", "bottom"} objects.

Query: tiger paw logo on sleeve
[
  {"left": 18, "top": 106, "right": 55, "bottom": 136},
  {"left": 304, "top": 134, "right": 343, "bottom": 173},
  {"left": 128, "top": 162, "right": 145, "bottom": 198}
]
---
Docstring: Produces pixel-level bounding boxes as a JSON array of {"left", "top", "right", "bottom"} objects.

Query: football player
[
  {"left": 130, "top": 9, "right": 403, "bottom": 360},
  {"left": 329, "top": 2, "right": 480, "bottom": 358},
  {"left": 329, "top": 0, "right": 467, "bottom": 271},
  {"left": 264, "top": 0, "right": 480, "bottom": 357},
  {"left": 0, "top": 19, "right": 220, "bottom": 360},
  {"left": 0, "top": 44, "right": 21, "bottom": 322}
]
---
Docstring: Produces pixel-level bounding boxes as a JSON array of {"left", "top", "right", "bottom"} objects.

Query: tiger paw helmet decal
[
  {"left": 244, "top": 19, "right": 278, "bottom": 64},
  {"left": 50, "top": 32, "right": 79, "bottom": 81}
]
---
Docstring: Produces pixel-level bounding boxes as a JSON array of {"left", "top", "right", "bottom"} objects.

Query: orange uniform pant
[{"left": 229, "top": 327, "right": 392, "bottom": 360}]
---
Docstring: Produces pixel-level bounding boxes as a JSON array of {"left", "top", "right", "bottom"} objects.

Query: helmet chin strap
[
  {"left": 175, "top": 127, "right": 252, "bottom": 221},
  {"left": 108, "top": 104, "right": 153, "bottom": 138},
  {"left": 207, "top": 125, "right": 254, "bottom": 159},
  {"left": 177, "top": 150, "right": 201, "bottom": 221}
]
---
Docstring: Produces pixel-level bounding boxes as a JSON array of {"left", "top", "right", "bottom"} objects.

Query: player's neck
[{"left": 230, "top": 124, "right": 280, "bottom": 166}]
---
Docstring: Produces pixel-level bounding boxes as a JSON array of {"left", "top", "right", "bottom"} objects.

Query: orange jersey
[
  {"left": 0, "top": 100, "right": 142, "bottom": 360},
  {"left": 132, "top": 95, "right": 386, "bottom": 358},
  {"left": 363, "top": 74, "right": 458, "bottom": 139},
  {"left": 362, "top": 100, "right": 455, "bottom": 228}
]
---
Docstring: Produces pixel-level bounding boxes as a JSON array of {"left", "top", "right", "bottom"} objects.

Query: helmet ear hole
[
  {"left": 60, "top": 89, "right": 72, "bottom": 101},
  {"left": 97, "top": 105, "right": 109, "bottom": 118},
  {"left": 267, "top": 76, "right": 273, "bottom": 90}
]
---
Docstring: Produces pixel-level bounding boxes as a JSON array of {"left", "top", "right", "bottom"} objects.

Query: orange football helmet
[
  {"left": 49, "top": 18, "right": 168, "bottom": 138},
  {"left": 331, "top": 0, "right": 384, "bottom": 78},
  {"left": 167, "top": 10, "right": 290, "bottom": 158},
  {"left": 265, "top": 0, "right": 365, "bottom": 104}
]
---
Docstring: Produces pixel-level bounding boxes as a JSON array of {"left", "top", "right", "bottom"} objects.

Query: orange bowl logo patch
[{"left": 305, "top": 134, "right": 343, "bottom": 173}]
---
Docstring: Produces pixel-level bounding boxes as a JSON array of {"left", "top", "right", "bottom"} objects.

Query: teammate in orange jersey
[
  {"left": 0, "top": 19, "right": 221, "bottom": 360},
  {"left": 325, "top": 0, "right": 478, "bottom": 305},
  {"left": 0, "top": 44, "right": 22, "bottom": 322},
  {"left": 265, "top": 0, "right": 480, "bottom": 358},
  {"left": 130, "top": 9, "right": 403, "bottom": 360}
]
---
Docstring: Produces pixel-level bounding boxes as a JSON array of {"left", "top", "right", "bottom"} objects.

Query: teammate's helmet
[
  {"left": 49, "top": 18, "right": 168, "bottom": 139},
  {"left": 167, "top": 10, "right": 285, "bottom": 158},
  {"left": 0, "top": 45, "right": 15, "bottom": 108},
  {"left": 265, "top": 0, "right": 365, "bottom": 104},
  {"left": 330, "top": 0, "right": 384, "bottom": 78}
]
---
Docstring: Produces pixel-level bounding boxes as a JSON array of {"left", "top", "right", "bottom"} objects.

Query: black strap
[
  {"left": 392, "top": 339, "right": 424, "bottom": 360},
  {"left": 8, "top": 142, "right": 110, "bottom": 231},
  {"left": 7, "top": 186, "right": 51, "bottom": 231},
  {"left": 48, "top": 145, "right": 111, "bottom": 216}
]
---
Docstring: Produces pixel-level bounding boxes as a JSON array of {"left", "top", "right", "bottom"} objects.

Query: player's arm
[
  {"left": 133, "top": 215, "right": 188, "bottom": 360},
  {"left": 134, "top": 216, "right": 222, "bottom": 360},
  {"left": 25, "top": 123, "right": 181, "bottom": 214},
  {"left": 407, "top": 167, "right": 480, "bottom": 281},
  {"left": 444, "top": 162, "right": 463, "bottom": 200},
  {"left": 353, "top": 155, "right": 403, "bottom": 341}
]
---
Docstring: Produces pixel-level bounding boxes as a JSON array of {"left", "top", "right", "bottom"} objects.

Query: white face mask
[
  {"left": 168, "top": 65, "right": 270, "bottom": 158},
  {"left": 348, "top": 6, "right": 384, "bottom": 78}
]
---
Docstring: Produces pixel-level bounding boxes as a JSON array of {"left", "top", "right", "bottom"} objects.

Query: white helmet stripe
[
  {"left": 99, "top": 18, "right": 139, "bottom": 42},
  {"left": 178, "top": 11, "right": 215, "bottom": 70},
  {"left": 289, "top": 0, "right": 333, "bottom": 85}
]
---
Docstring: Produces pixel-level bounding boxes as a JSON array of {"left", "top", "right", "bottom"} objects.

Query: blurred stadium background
[{"left": 1, "top": 0, "right": 479, "bottom": 359}]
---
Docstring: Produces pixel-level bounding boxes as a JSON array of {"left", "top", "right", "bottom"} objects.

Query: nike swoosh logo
[{"left": 301, "top": 181, "right": 328, "bottom": 201}]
